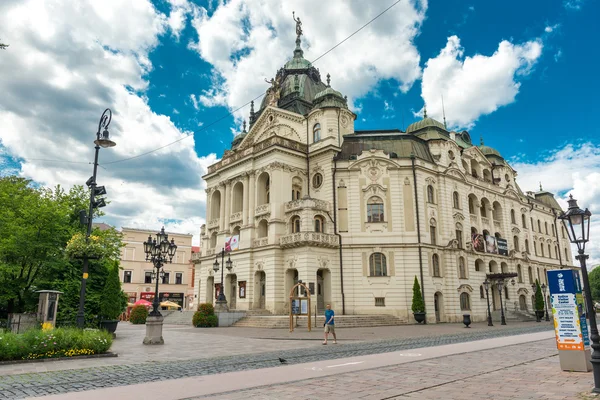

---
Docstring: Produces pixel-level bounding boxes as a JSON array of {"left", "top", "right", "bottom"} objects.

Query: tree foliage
[
  {"left": 535, "top": 280, "right": 545, "bottom": 311},
  {"left": 588, "top": 266, "right": 600, "bottom": 301},
  {"left": 0, "top": 39, "right": 8, "bottom": 50},
  {"left": 100, "top": 261, "right": 127, "bottom": 320},
  {"left": 411, "top": 276, "right": 425, "bottom": 313}
]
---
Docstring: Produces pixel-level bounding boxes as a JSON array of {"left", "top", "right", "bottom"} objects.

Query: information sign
[{"left": 548, "top": 270, "right": 587, "bottom": 351}]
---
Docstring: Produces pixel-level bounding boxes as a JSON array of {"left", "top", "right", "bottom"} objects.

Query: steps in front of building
[
  {"left": 232, "top": 314, "right": 403, "bottom": 329},
  {"left": 162, "top": 310, "right": 196, "bottom": 325},
  {"left": 491, "top": 309, "right": 536, "bottom": 322}
]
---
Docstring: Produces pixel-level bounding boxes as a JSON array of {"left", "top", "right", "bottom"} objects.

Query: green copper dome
[
  {"left": 478, "top": 144, "right": 502, "bottom": 158},
  {"left": 406, "top": 117, "right": 446, "bottom": 133}
]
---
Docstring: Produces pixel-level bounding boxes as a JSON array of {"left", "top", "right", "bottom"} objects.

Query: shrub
[
  {"left": 0, "top": 327, "right": 113, "bottom": 362},
  {"left": 411, "top": 276, "right": 425, "bottom": 313},
  {"left": 193, "top": 303, "right": 218, "bottom": 328},
  {"left": 535, "top": 280, "right": 545, "bottom": 311},
  {"left": 197, "top": 303, "right": 215, "bottom": 316},
  {"left": 129, "top": 305, "right": 149, "bottom": 324},
  {"left": 193, "top": 313, "right": 218, "bottom": 328},
  {"left": 100, "top": 261, "right": 128, "bottom": 320}
]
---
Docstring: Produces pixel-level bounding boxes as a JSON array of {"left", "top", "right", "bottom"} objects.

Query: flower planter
[
  {"left": 463, "top": 314, "right": 472, "bottom": 328},
  {"left": 99, "top": 320, "right": 119, "bottom": 334},
  {"left": 535, "top": 310, "right": 544, "bottom": 322},
  {"left": 413, "top": 312, "right": 426, "bottom": 324}
]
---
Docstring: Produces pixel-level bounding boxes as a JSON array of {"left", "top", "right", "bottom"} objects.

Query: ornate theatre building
[{"left": 192, "top": 23, "right": 572, "bottom": 323}]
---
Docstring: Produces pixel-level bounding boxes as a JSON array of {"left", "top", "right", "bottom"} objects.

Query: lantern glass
[
  {"left": 143, "top": 235, "right": 153, "bottom": 254},
  {"left": 157, "top": 227, "right": 166, "bottom": 244},
  {"left": 496, "top": 280, "right": 503, "bottom": 291},
  {"left": 483, "top": 280, "right": 489, "bottom": 291},
  {"left": 226, "top": 256, "right": 233, "bottom": 271},
  {"left": 168, "top": 238, "right": 177, "bottom": 258},
  {"left": 160, "top": 239, "right": 170, "bottom": 256},
  {"left": 151, "top": 239, "right": 160, "bottom": 257},
  {"left": 213, "top": 260, "right": 219, "bottom": 272},
  {"left": 559, "top": 195, "right": 592, "bottom": 252}
]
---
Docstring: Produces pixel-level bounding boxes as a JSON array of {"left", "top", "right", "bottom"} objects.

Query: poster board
[
  {"left": 288, "top": 282, "right": 311, "bottom": 333},
  {"left": 497, "top": 238, "right": 509, "bottom": 256},
  {"left": 471, "top": 233, "right": 484, "bottom": 252},
  {"left": 238, "top": 281, "right": 246, "bottom": 298},
  {"left": 485, "top": 235, "right": 498, "bottom": 254}
]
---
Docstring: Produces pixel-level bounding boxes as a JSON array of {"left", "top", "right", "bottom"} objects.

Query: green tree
[
  {"left": 535, "top": 280, "right": 544, "bottom": 311},
  {"left": 588, "top": 266, "right": 600, "bottom": 302},
  {"left": 411, "top": 276, "right": 425, "bottom": 313},
  {"left": 100, "top": 261, "right": 127, "bottom": 320}
]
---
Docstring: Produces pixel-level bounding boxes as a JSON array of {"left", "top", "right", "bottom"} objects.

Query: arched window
[
  {"left": 257, "top": 172, "right": 270, "bottom": 205},
  {"left": 522, "top": 214, "right": 527, "bottom": 228},
  {"left": 458, "top": 257, "right": 466, "bottom": 279},
  {"left": 314, "top": 215, "right": 325, "bottom": 233},
  {"left": 545, "top": 222, "right": 548, "bottom": 235},
  {"left": 475, "top": 259, "right": 484, "bottom": 272},
  {"left": 530, "top": 217, "right": 534, "bottom": 231},
  {"left": 292, "top": 176, "right": 302, "bottom": 200},
  {"left": 517, "top": 264, "right": 523, "bottom": 283},
  {"left": 480, "top": 201, "right": 487, "bottom": 218},
  {"left": 534, "top": 240, "right": 538, "bottom": 256},
  {"left": 547, "top": 244, "right": 551, "bottom": 258},
  {"left": 513, "top": 235, "right": 520, "bottom": 252},
  {"left": 291, "top": 216, "right": 301, "bottom": 233},
  {"left": 232, "top": 182, "right": 244, "bottom": 214},
  {"left": 562, "top": 226, "right": 566, "bottom": 239},
  {"left": 257, "top": 219, "right": 268, "bottom": 238},
  {"left": 551, "top": 223, "right": 555, "bottom": 236},
  {"left": 480, "top": 286, "right": 485, "bottom": 299},
  {"left": 505, "top": 287, "right": 509, "bottom": 300},
  {"left": 210, "top": 190, "right": 222, "bottom": 220},
  {"left": 453, "top": 192, "right": 460, "bottom": 209},
  {"left": 313, "top": 123, "right": 321, "bottom": 142},
  {"left": 537, "top": 219, "right": 541, "bottom": 232},
  {"left": 430, "top": 218, "right": 437, "bottom": 245},
  {"left": 501, "top": 262, "right": 508, "bottom": 273},
  {"left": 492, "top": 201, "right": 502, "bottom": 222},
  {"left": 367, "top": 196, "right": 384, "bottom": 223},
  {"left": 528, "top": 267, "right": 533, "bottom": 283},
  {"left": 369, "top": 253, "right": 387, "bottom": 276},
  {"left": 468, "top": 196, "right": 475, "bottom": 214},
  {"left": 511, "top": 209, "right": 516, "bottom": 224},
  {"left": 460, "top": 293, "right": 471, "bottom": 310},
  {"left": 525, "top": 239, "right": 530, "bottom": 254},
  {"left": 432, "top": 254, "right": 441, "bottom": 277},
  {"left": 210, "top": 232, "right": 217, "bottom": 248},
  {"left": 565, "top": 248, "right": 569, "bottom": 262},
  {"left": 555, "top": 246, "right": 558, "bottom": 259},
  {"left": 427, "top": 185, "right": 435, "bottom": 203},
  {"left": 540, "top": 243, "right": 545, "bottom": 257}
]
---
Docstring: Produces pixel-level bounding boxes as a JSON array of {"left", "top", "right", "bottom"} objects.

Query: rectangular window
[
  {"left": 456, "top": 230, "right": 463, "bottom": 248},
  {"left": 367, "top": 203, "right": 384, "bottom": 223},
  {"left": 175, "top": 273, "right": 183, "bottom": 285},
  {"left": 144, "top": 272, "right": 152, "bottom": 284},
  {"left": 123, "top": 270, "right": 132, "bottom": 283},
  {"left": 162, "top": 273, "right": 170, "bottom": 284},
  {"left": 431, "top": 226, "right": 437, "bottom": 245},
  {"left": 375, "top": 297, "right": 385, "bottom": 307}
]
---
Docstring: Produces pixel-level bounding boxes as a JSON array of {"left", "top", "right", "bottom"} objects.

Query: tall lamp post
[
  {"left": 483, "top": 280, "right": 493, "bottom": 327},
  {"left": 142, "top": 227, "right": 177, "bottom": 345},
  {"left": 497, "top": 280, "right": 507, "bottom": 325},
  {"left": 541, "top": 283, "right": 550, "bottom": 321},
  {"left": 213, "top": 248, "right": 232, "bottom": 311},
  {"left": 76, "top": 109, "right": 116, "bottom": 329},
  {"left": 558, "top": 195, "right": 599, "bottom": 392}
]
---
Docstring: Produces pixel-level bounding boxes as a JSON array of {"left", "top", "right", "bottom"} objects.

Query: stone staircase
[
  {"left": 491, "top": 309, "right": 537, "bottom": 323},
  {"left": 233, "top": 314, "right": 403, "bottom": 329},
  {"left": 162, "top": 310, "right": 196, "bottom": 325}
]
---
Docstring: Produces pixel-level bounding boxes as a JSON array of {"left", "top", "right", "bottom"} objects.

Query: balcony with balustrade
[
  {"left": 280, "top": 232, "right": 339, "bottom": 249},
  {"left": 284, "top": 197, "right": 330, "bottom": 214}
]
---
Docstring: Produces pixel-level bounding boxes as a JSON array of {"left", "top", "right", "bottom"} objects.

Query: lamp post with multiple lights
[
  {"left": 558, "top": 195, "right": 599, "bottom": 392},
  {"left": 541, "top": 283, "right": 550, "bottom": 321},
  {"left": 76, "top": 109, "right": 116, "bottom": 329},
  {"left": 483, "top": 279, "right": 493, "bottom": 327},
  {"left": 213, "top": 248, "right": 232, "bottom": 311},
  {"left": 497, "top": 279, "right": 507, "bottom": 325}
]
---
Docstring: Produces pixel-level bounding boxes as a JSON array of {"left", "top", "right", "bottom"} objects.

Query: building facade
[
  {"left": 193, "top": 27, "right": 573, "bottom": 323},
  {"left": 120, "top": 227, "right": 193, "bottom": 309}
]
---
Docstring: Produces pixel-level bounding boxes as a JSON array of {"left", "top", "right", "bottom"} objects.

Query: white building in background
[{"left": 192, "top": 24, "right": 573, "bottom": 323}]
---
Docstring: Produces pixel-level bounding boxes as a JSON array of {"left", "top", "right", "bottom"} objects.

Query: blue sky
[{"left": 0, "top": 0, "right": 598, "bottom": 262}]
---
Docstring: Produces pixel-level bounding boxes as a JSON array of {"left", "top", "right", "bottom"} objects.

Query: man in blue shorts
[{"left": 323, "top": 304, "right": 337, "bottom": 345}]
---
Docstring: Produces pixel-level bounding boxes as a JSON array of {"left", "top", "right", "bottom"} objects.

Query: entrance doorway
[
  {"left": 228, "top": 274, "right": 237, "bottom": 310},
  {"left": 519, "top": 295, "right": 527, "bottom": 311},
  {"left": 254, "top": 271, "right": 266, "bottom": 309},
  {"left": 434, "top": 292, "right": 443, "bottom": 322},
  {"left": 316, "top": 269, "right": 330, "bottom": 313}
]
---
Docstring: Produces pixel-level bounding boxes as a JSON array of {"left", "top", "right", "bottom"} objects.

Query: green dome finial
[
  {"left": 480, "top": 136, "right": 484, "bottom": 146},
  {"left": 326, "top": 73, "right": 331, "bottom": 87},
  {"left": 423, "top": 106, "right": 427, "bottom": 119}
]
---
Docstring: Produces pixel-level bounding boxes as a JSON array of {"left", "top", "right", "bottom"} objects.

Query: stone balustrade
[
  {"left": 191, "top": 252, "right": 202, "bottom": 263},
  {"left": 284, "top": 198, "right": 330, "bottom": 213},
  {"left": 206, "top": 249, "right": 215, "bottom": 256},
  {"left": 208, "top": 219, "right": 219, "bottom": 229},
  {"left": 255, "top": 204, "right": 270, "bottom": 216},
  {"left": 253, "top": 237, "right": 269, "bottom": 248},
  {"left": 230, "top": 212, "right": 243, "bottom": 223},
  {"left": 280, "top": 232, "right": 339, "bottom": 249}
]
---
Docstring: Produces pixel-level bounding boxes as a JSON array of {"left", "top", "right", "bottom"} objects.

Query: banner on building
[
  {"left": 497, "top": 238, "right": 509, "bottom": 256},
  {"left": 471, "top": 233, "right": 484, "bottom": 252},
  {"left": 548, "top": 269, "right": 589, "bottom": 351},
  {"left": 224, "top": 235, "right": 239, "bottom": 252},
  {"left": 484, "top": 234, "right": 498, "bottom": 254}
]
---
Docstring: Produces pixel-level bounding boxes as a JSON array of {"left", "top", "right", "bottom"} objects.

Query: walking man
[{"left": 323, "top": 304, "right": 337, "bottom": 345}]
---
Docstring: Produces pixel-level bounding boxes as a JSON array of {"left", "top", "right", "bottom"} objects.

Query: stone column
[
  {"left": 205, "top": 188, "right": 211, "bottom": 221},
  {"left": 224, "top": 181, "right": 232, "bottom": 231},
  {"left": 242, "top": 174, "right": 249, "bottom": 226},
  {"left": 248, "top": 172, "right": 256, "bottom": 224}
]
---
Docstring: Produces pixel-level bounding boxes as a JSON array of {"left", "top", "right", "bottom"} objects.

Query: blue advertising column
[{"left": 548, "top": 269, "right": 592, "bottom": 372}]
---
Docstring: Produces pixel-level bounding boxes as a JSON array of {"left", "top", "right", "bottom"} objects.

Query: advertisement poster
[
  {"left": 497, "top": 238, "right": 509, "bottom": 256},
  {"left": 548, "top": 270, "right": 587, "bottom": 351},
  {"left": 291, "top": 299, "right": 300, "bottom": 315},
  {"left": 238, "top": 281, "right": 246, "bottom": 298},
  {"left": 300, "top": 299, "right": 308, "bottom": 315},
  {"left": 485, "top": 235, "right": 498, "bottom": 254},
  {"left": 224, "top": 235, "right": 239, "bottom": 252},
  {"left": 471, "top": 233, "right": 484, "bottom": 252}
]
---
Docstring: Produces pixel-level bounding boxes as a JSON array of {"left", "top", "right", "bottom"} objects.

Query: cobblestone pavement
[
  {"left": 0, "top": 324, "right": 553, "bottom": 399},
  {"left": 191, "top": 339, "right": 594, "bottom": 400}
]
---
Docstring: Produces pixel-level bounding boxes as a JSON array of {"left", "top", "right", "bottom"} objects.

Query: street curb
[{"left": 0, "top": 352, "right": 118, "bottom": 365}]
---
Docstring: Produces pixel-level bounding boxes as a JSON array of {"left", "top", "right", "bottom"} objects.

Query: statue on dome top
[{"left": 293, "top": 12, "right": 302, "bottom": 39}]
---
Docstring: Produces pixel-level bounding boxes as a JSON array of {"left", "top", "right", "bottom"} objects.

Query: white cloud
[
  {"left": 420, "top": 35, "right": 543, "bottom": 129},
  {"left": 564, "top": 0, "right": 585, "bottom": 10},
  {"left": 166, "top": 0, "right": 195, "bottom": 39},
  {"left": 544, "top": 24, "right": 560, "bottom": 33},
  {"left": 0, "top": 0, "right": 214, "bottom": 245},
  {"left": 187, "top": 0, "right": 427, "bottom": 120},
  {"left": 190, "top": 94, "right": 200, "bottom": 110},
  {"left": 512, "top": 143, "right": 600, "bottom": 267},
  {"left": 554, "top": 49, "right": 563, "bottom": 62}
]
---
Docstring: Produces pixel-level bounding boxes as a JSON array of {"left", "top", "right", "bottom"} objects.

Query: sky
[{"left": 0, "top": 0, "right": 598, "bottom": 265}]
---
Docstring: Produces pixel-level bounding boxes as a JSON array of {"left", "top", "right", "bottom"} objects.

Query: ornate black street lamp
[
  {"left": 497, "top": 279, "right": 507, "bottom": 325},
  {"left": 213, "top": 248, "right": 232, "bottom": 310},
  {"left": 558, "top": 195, "right": 599, "bottom": 392},
  {"left": 483, "top": 279, "right": 493, "bottom": 327},
  {"left": 541, "top": 283, "right": 550, "bottom": 321},
  {"left": 76, "top": 109, "right": 116, "bottom": 329},
  {"left": 143, "top": 227, "right": 178, "bottom": 316}
]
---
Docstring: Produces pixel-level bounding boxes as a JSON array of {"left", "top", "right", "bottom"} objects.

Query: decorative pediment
[
  {"left": 286, "top": 255, "right": 298, "bottom": 270},
  {"left": 511, "top": 227, "right": 521, "bottom": 234},
  {"left": 425, "top": 177, "right": 436, "bottom": 185},
  {"left": 517, "top": 288, "right": 530, "bottom": 295},
  {"left": 445, "top": 239, "right": 459, "bottom": 249},
  {"left": 444, "top": 167, "right": 467, "bottom": 182},
  {"left": 453, "top": 212, "right": 465, "bottom": 221},
  {"left": 362, "top": 183, "right": 387, "bottom": 196},
  {"left": 503, "top": 188, "right": 520, "bottom": 200},
  {"left": 457, "top": 284, "right": 474, "bottom": 293}
]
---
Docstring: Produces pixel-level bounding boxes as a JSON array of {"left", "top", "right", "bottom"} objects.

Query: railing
[
  {"left": 493, "top": 220, "right": 501, "bottom": 229},
  {"left": 191, "top": 253, "right": 202, "bottom": 262},
  {"left": 253, "top": 237, "right": 269, "bottom": 248},
  {"left": 230, "top": 212, "right": 243, "bottom": 223},
  {"left": 470, "top": 214, "right": 478, "bottom": 225},
  {"left": 481, "top": 217, "right": 490, "bottom": 226},
  {"left": 280, "top": 232, "right": 339, "bottom": 249},
  {"left": 255, "top": 204, "right": 270, "bottom": 216},
  {"left": 205, "top": 249, "right": 215, "bottom": 256},
  {"left": 208, "top": 219, "right": 219, "bottom": 229},
  {"left": 285, "top": 198, "right": 330, "bottom": 213}
]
